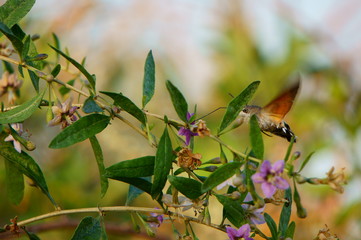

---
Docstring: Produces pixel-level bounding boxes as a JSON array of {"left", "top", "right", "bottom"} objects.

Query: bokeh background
[{"left": 1, "top": 0, "right": 361, "bottom": 239}]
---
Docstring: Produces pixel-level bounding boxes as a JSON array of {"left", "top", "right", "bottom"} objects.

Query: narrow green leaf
[
  {"left": 168, "top": 176, "right": 202, "bottom": 199},
  {"left": 105, "top": 156, "right": 155, "bottom": 178},
  {"left": 298, "top": 151, "right": 315, "bottom": 173},
  {"left": 293, "top": 181, "right": 307, "bottom": 218},
  {"left": 215, "top": 194, "right": 247, "bottom": 227},
  {"left": 278, "top": 187, "right": 292, "bottom": 237},
  {"left": 4, "top": 159, "right": 24, "bottom": 205},
  {"left": 11, "top": 24, "right": 44, "bottom": 71},
  {"left": 59, "top": 79, "right": 75, "bottom": 96},
  {"left": 0, "top": 0, "right": 35, "bottom": 30},
  {"left": 0, "top": 89, "right": 44, "bottom": 124},
  {"left": 264, "top": 213, "right": 278, "bottom": 240},
  {"left": 89, "top": 136, "right": 108, "bottom": 198},
  {"left": 218, "top": 81, "right": 260, "bottom": 134},
  {"left": 52, "top": 33, "right": 61, "bottom": 61},
  {"left": 166, "top": 80, "right": 188, "bottom": 122},
  {"left": 284, "top": 136, "right": 295, "bottom": 163},
  {"left": 109, "top": 176, "right": 152, "bottom": 195},
  {"left": 71, "top": 216, "right": 101, "bottom": 240},
  {"left": 23, "top": 228, "right": 41, "bottom": 240},
  {"left": 249, "top": 115, "right": 264, "bottom": 159},
  {"left": 2, "top": 60, "right": 14, "bottom": 73},
  {"left": 83, "top": 97, "right": 103, "bottom": 113},
  {"left": 50, "top": 45, "right": 96, "bottom": 93},
  {"left": 0, "top": 132, "right": 57, "bottom": 207},
  {"left": 126, "top": 177, "right": 151, "bottom": 205},
  {"left": 51, "top": 64, "right": 61, "bottom": 77},
  {"left": 21, "top": 35, "right": 30, "bottom": 61},
  {"left": 27, "top": 70, "right": 39, "bottom": 92},
  {"left": 49, "top": 114, "right": 110, "bottom": 149},
  {"left": 201, "top": 162, "right": 242, "bottom": 193},
  {"left": 151, "top": 127, "right": 173, "bottom": 199},
  {"left": 142, "top": 50, "right": 155, "bottom": 108},
  {"left": 100, "top": 91, "right": 146, "bottom": 125},
  {"left": 285, "top": 221, "right": 296, "bottom": 238},
  {"left": 0, "top": 22, "right": 23, "bottom": 54}
]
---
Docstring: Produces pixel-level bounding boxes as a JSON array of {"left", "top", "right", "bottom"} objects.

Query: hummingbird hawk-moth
[{"left": 237, "top": 80, "right": 300, "bottom": 142}]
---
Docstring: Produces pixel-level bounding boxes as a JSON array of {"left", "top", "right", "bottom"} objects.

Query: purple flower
[
  {"left": 148, "top": 212, "right": 164, "bottom": 228},
  {"left": 242, "top": 193, "right": 265, "bottom": 225},
  {"left": 251, "top": 160, "right": 289, "bottom": 198},
  {"left": 178, "top": 112, "right": 198, "bottom": 146},
  {"left": 226, "top": 224, "right": 254, "bottom": 240}
]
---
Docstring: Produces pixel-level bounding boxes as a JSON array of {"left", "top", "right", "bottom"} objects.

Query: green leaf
[
  {"left": 71, "top": 216, "right": 101, "bottom": 240},
  {"left": 11, "top": 24, "right": 44, "bottom": 71},
  {"left": 285, "top": 221, "right": 296, "bottom": 239},
  {"left": 49, "top": 114, "right": 110, "bottom": 149},
  {"left": 298, "top": 151, "right": 315, "bottom": 172},
  {"left": 126, "top": 177, "right": 151, "bottom": 205},
  {"left": 21, "top": 34, "right": 30, "bottom": 61},
  {"left": 59, "top": 79, "right": 75, "bottom": 96},
  {"left": 83, "top": 97, "right": 103, "bottom": 113},
  {"left": 0, "top": 89, "right": 44, "bottom": 124},
  {"left": 293, "top": 180, "right": 307, "bottom": 218},
  {"left": 278, "top": 187, "right": 292, "bottom": 237},
  {"left": 284, "top": 136, "right": 295, "bottom": 163},
  {"left": 27, "top": 70, "right": 39, "bottom": 92},
  {"left": 51, "top": 64, "right": 61, "bottom": 77},
  {"left": 52, "top": 33, "right": 61, "bottom": 61},
  {"left": 142, "top": 50, "right": 155, "bottom": 108},
  {"left": 105, "top": 156, "right": 155, "bottom": 178},
  {"left": 109, "top": 176, "right": 153, "bottom": 195},
  {"left": 264, "top": 213, "right": 278, "bottom": 240},
  {"left": 89, "top": 136, "right": 108, "bottom": 198},
  {"left": 201, "top": 162, "right": 242, "bottom": 193},
  {"left": 0, "top": 22, "right": 23, "bottom": 54},
  {"left": 100, "top": 91, "right": 146, "bottom": 125},
  {"left": 249, "top": 115, "right": 264, "bottom": 159},
  {"left": 0, "top": 132, "right": 57, "bottom": 207},
  {"left": 4, "top": 159, "right": 24, "bottom": 205},
  {"left": 0, "top": 0, "right": 35, "bottom": 30},
  {"left": 166, "top": 80, "right": 188, "bottom": 122},
  {"left": 2, "top": 60, "right": 14, "bottom": 73},
  {"left": 50, "top": 45, "right": 96, "bottom": 93},
  {"left": 23, "top": 228, "right": 41, "bottom": 240},
  {"left": 151, "top": 127, "right": 173, "bottom": 199},
  {"left": 215, "top": 194, "right": 247, "bottom": 227},
  {"left": 168, "top": 176, "right": 203, "bottom": 199},
  {"left": 218, "top": 81, "right": 260, "bottom": 134}
]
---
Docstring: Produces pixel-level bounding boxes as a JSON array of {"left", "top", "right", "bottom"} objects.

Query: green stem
[
  {"left": 13, "top": 206, "right": 225, "bottom": 233},
  {"left": 209, "top": 134, "right": 261, "bottom": 163}
]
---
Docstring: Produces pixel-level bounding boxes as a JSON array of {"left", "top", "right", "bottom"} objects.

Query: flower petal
[
  {"left": 261, "top": 182, "right": 276, "bottom": 198},
  {"left": 272, "top": 160, "right": 285, "bottom": 174},
  {"left": 226, "top": 226, "right": 238, "bottom": 240},
  {"left": 251, "top": 172, "right": 265, "bottom": 183},
  {"left": 237, "top": 224, "right": 251, "bottom": 237},
  {"left": 250, "top": 211, "right": 266, "bottom": 225},
  {"left": 274, "top": 176, "right": 289, "bottom": 190},
  {"left": 260, "top": 160, "right": 272, "bottom": 174},
  {"left": 13, "top": 140, "right": 22, "bottom": 153}
]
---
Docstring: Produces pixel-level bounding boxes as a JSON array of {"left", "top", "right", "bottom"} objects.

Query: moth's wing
[{"left": 261, "top": 81, "right": 300, "bottom": 125}]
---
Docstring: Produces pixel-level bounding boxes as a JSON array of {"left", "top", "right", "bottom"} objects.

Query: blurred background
[{"left": 0, "top": 0, "right": 361, "bottom": 239}]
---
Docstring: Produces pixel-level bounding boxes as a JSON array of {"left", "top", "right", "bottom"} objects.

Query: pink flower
[
  {"left": 226, "top": 224, "right": 254, "bottom": 240},
  {"left": 252, "top": 160, "right": 289, "bottom": 198},
  {"left": 178, "top": 112, "right": 198, "bottom": 146}
]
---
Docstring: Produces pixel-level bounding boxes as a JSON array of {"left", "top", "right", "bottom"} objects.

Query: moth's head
[{"left": 237, "top": 105, "right": 261, "bottom": 125}]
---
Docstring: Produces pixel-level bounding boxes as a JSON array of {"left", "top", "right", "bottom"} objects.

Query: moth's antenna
[{"left": 196, "top": 107, "right": 226, "bottom": 121}]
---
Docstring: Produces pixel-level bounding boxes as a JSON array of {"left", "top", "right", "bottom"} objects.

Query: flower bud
[{"left": 25, "top": 141, "right": 36, "bottom": 151}]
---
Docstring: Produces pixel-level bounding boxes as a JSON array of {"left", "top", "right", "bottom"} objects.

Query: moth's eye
[{"left": 242, "top": 108, "right": 249, "bottom": 113}]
